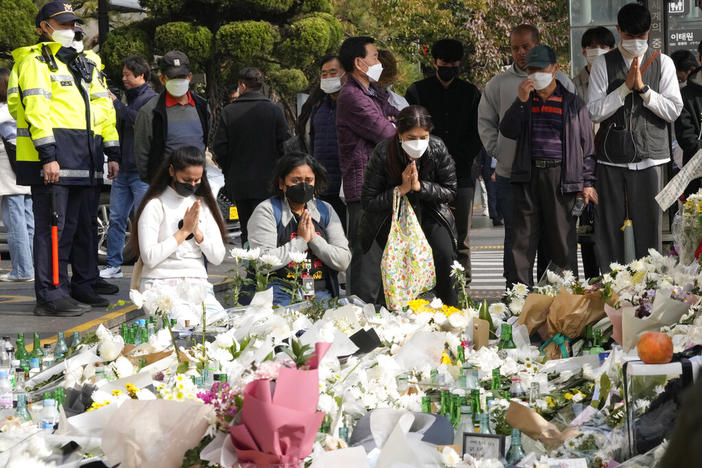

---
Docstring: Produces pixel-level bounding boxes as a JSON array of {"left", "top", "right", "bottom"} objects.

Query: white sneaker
[
  {"left": 100, "top": 266, "right": 123, "bottom": 279},
  {"left": 482, "top": 209, "right": 489, "bottom": 217},
  {"left": 0, "top": 273, "right": 33, "bottom": 282}
]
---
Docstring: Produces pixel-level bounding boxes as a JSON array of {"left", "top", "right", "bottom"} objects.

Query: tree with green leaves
[
  {"left": 100, "top": 0, "right": 344, "bottom": 123},
  {"left": 0, "top": 0, "right": 38, "bottom": 59}
]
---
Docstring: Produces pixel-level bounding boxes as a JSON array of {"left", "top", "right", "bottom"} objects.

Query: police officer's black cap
[
  {"left": 158, "top": 51, "right": 191, "bottom": 78},
  {"left": 36, "top": 1, "right": 82, "bottom": 28}
]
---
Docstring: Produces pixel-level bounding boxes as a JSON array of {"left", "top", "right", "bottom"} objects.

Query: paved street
[{"left": 0, "top": 201, "right": 527, "bottom": 344}]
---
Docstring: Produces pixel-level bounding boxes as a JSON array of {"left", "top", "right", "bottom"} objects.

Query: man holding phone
[{"left": 499, "top": 45, "right": 597, "bottom": 286}]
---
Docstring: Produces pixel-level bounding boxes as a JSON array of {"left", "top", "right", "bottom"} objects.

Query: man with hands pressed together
[
  {"left": 588, "top": 3, "right": 682, "bottom": 269},
  {"left": 500, "top": 45, "right": 597, "bottom": 286}
]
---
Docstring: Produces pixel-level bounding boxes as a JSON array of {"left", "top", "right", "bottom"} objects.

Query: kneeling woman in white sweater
[{"left": 132, "top": 146, "right": 228, "bottom": 326}]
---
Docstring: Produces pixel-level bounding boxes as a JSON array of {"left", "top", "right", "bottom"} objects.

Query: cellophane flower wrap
[
  {"left": 229, "top": 342, "right": 331, "bottom": 465},
  {"left": 672, "top": 189, "right": 702, "bottom": 265}
]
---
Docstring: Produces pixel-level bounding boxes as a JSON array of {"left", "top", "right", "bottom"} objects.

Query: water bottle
[
  {"left": 39, "top": 398, "right": 59, "bottom": 431},
  {"left": 42, "top": 344, "right": 54, "bottom": 370},
  {"left": 0, "top": 370, "right": 12, "bottom": 409}
]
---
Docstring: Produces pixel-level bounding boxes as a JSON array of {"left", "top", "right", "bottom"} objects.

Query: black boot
[
  {"left": 71, "top": 290, "right": 109, "bottom": 307},
  {"left": 34, "top": 297, "right": 90, "bottom": 317},
  {"left": 93, "top": 277, "right": 119, "bottom": 295}
]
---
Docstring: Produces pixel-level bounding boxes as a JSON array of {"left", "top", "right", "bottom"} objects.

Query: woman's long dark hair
[
  {"left": 130, "top": 146, "right": 228, "bottom": 258},
  {"left": 386, "top": 105, "right": 434, "bottom": 185},
  {"left": 270, "top": 152, "right": 328, "bottom": 198}
]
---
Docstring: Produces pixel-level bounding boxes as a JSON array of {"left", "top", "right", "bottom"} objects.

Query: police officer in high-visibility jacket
[{"left": 8, "top": 1, "right": 120, "bottom": 316}]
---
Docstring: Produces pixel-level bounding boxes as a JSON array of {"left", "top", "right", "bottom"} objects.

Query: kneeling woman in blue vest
[{"left": 248, "top": 153, "right": 351, "bottom": 305}]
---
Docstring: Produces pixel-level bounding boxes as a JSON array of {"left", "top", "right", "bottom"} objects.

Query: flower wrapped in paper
[{"left": 229, "top": 342, "right": 331, "bottom": 465}]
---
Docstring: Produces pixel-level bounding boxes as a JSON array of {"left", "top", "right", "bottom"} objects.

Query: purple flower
[{"left": 154, "top": 371, "right": 165, "bottom": 382}]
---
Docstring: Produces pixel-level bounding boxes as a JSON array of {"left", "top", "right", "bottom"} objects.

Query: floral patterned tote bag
[{"left": 381, "top": 187, "right": 436, "bottom": 310}]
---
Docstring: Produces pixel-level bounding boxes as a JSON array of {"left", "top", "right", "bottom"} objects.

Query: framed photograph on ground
[{"left": 462, "top": 433, "right": 505, "bottom": 460}]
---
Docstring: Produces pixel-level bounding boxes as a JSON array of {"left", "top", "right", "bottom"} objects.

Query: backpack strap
[
  {"left": 315, "top": 198, "right": 330, "bottom": 227},
  {"left": 270, "top": 197, "right": 283, "bottom": 230}
]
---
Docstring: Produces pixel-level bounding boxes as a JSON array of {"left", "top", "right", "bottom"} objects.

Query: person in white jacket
[
  {"left": 133, "top": 146, "right": 227, "bottom": 326},
  {"left": 0, "top": 68, "right": 34, "bottom": 282}
]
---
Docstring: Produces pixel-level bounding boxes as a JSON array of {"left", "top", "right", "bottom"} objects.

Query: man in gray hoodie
[{"left": 477, "top": 24, "right": 575, "bottom": 286}]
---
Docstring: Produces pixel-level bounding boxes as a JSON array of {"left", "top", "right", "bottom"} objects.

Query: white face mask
[
  {"left": 621, "top": 39, "right": 648, "bottom": 56},
  {"left": 361, "top": 60, "right": 383, "bottom": 83},
  {"left": 585, "top": 48, "right": 608, "bottom": 65},
  {"left": 50, "top": 28, "right": 76, "bottom": 47},
  {"left": 320, "top": 75, "right": 343, "bottom": 94},
  {"left": 165, "top": 78, "right": 190, "bottom": 97},
  {"left": 401, "top": 138, "right": 429, "bottom": 159},
  {"left": 528, "top": 72, "right": 554, "bottom": 91},
  {"left": 71, "top": 40, "right": 84, "bottom": 53}
]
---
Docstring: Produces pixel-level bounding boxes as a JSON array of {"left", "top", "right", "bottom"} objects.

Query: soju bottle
[
  {"left": 584, "top": 324, "right": 594, "bottom": 351},
  {"left": 30, "top": 333, "right": 43, "bottom": 359},
  {"left": 70, "top": 332, "right": 81, "bottom": 349},
  {"left": 15, "top": 393, "right": 31, "bottom": 421},
  {"left": 456, "top": 344, "right": 465, "bottom": 364},
  {"left": 440, "top": 389, "right": 451, "bottom": 417},
  {"left": 478, "top": 300, "right": 495, "bottom": 337},
  {"left": 491, "top": 368, "right": 501, "bottom": 393},
  {"left": 506, "top": 429, "right": 526, "bottom": 464},
  {"left": 470, "top": 389, "right": 481, "bottom": 424},
  {"left": 15, "top": 334, "right": 29, "bottom": 367},
  {"left": 454, "top": 404, "right": 473, "bottom": 450},
  {"left": 478, "top": 413, "right": 491, "bottom": 434},
  {"left": 54, "top": 332, "right": 68, "bottom": 360},
  {"left": 498, "top": 323, "right": 517, "bottom": 350},
  {"left": 422, "top": 396, "right": 432, "bottom": 413},
  {"left": 589, "top": 329, "right": 605, "bottom": 355}
]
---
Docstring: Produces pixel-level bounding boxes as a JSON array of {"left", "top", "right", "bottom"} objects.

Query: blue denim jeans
[
  {"left": 106, "top": 171, "right": 148, "bottom": 268},
  {"left": 1, "top": 194, "right": 34, "bottom": 279}
]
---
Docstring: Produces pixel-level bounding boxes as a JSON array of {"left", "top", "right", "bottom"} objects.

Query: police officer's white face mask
[
  {"left": 49, "top": 27, "right": 76, "bottom": 48},
  {"left": 166, "top": 78, "right": 190, "bottom": 98}
]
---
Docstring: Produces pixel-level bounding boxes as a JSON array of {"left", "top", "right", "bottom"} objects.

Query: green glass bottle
[
  {"left": 140, "top": 327, "right": 148, "bottom": 345},
  {"left": 506, "top": 429, "right": 526, "bottom": 464},
  {"left": 498, "top": 323, "right": 517, "bottom": 350},
  {"left": 478, "top": 300, "right": 495, "bottom": 337},
  {"left": 422, "top": 396, "right": 432, "bottom": 413},
  {"left": 491, "top": 368, "right": 501, "bottom": 393},
  {"left": 53, "top": 387, "right": 66, "bottom": 407},
  {"left": 120, "top": 324, "right": 128, "bottom": 341},
  {"left": 584, "top": 324, "right": 594, "bottom": 351},
  {"left": 15, "top": 394, "right": 32, "bottom": 421},
  {"left": 53, "top": 332, "right": 68, "bottom": 360},
  {"left": 30, "top": 333, "right": 43, "bottom": 359},
  {"left": 589, "top": 329, "right": 605, "bottom": 355},
  {"left": 70, "top": 332, "right": 81, "bottom": 349},
  {"left": 478, "top": 413, "right": 491, "bottom": 434},
  {"left": 456, "top": 344, "right": 465, "bottom": 364},
  {"left": 440, "top": 389, "right": 451, "bottom": 417},
  {"left": 15, "top": 334, "right": 28, "bottom": 363},
  {"left": 470, "top": 389, "right": 481, "bottom": 424}
]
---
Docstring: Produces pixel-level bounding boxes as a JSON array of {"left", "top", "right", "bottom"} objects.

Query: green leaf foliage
[
  {"left": 234, "top": 0, "right": 295, "bottom": 15},
  {"left": 154, "top": 22, "right": 212, "bottom": 70},
  {"left": 0, "top": 0, "right": 38, "bottom": 53},
  {"left": 138, "top": 0, "right": 185, "bottom": 18},
  {"left": 100, "top": 24, "right": 153, "bottom": 82},
  {"left": 268, "top": 68, "right": 308, "bottom": 98},
  {"left": 278, "top": 16, "right": 334, "bottom": 68},
  {"left": 298, "top": 0, "right": 334, "bottom": 14},
  {"left": 215, "top": 20, "right": 279, "bottom": 63}
]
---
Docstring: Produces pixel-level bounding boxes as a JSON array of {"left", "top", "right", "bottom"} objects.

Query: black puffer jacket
[
  {"left": 359, "top": 135, "right": 457, "bottom": 253},
  {"left": 675, "top": 69, "right": 702, "bottom": 196}
]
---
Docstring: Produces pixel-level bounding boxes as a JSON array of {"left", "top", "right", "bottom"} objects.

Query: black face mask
[
  {"left": 286, "top": 183, "right": 315, "bottom": 204},
  {"left": 437, "top": 66, "right": 459, "bottom": 82},
  {"left": 174, "top": 181, "right": 200, "bottom": 197}
]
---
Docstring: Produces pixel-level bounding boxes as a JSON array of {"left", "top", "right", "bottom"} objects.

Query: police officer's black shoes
[
  {"left": 71, "top": 290, "right": 110, "bottom": 308},
  {"left": 93, "top": 278, "right": 119, "bottom": 295},
  {"left": 34, "top": 298, "right": 90, "bottom": 317}
]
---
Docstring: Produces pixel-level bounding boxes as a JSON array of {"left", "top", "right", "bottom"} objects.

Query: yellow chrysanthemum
[
  {"left": 546, "top": 396, "right": 556, "bottom": 407},
  {"left": 441, "top": 305, "right": 460, "bottom": 317},
  {"left": 111, "top": 389, "right": 122, "bottom": 396},
  {"left": 407, "top": 299, "right": 430, "bottom": 313},
  {"left": 441, "top": 350, "right": 452, "bottom": 365},
  {"left": 564, "top": 392, "right": 573, "bottom": 400}
]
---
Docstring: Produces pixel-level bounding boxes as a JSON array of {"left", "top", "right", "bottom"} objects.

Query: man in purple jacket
[
  {"left": 336, "top": 36, "right": 399, "bottom": 302},
  {"left": 499, "top": 46, "right": 597, "bottom": 286}
]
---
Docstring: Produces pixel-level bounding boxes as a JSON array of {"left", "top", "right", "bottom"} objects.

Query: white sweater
[{"left": 138, "top": 186, "right": 226, "bottom": 279}]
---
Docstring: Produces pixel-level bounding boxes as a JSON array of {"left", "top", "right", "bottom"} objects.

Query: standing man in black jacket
[
  {"left": 101, "top": 55, "right": 157, "bottom": 279},
  {"left": 675, "top": 40, "right": 702, "bottom": 197},
  {"left": 405, "top": 39, "right": 482, "bottom": 282},
  {"left": 134, "top": 51, "right": 209, "bottom": 184},
  {"left": 213, "top": 67, "right": 290, "bottom": 244}
]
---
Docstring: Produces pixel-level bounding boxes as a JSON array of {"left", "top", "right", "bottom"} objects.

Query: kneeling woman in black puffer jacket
[{"left": 361, "top": 105, "right": 458, "bottom": 306}]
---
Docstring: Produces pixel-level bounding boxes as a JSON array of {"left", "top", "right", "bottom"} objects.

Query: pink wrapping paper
[
  {"left": 230, "top": 342, "right": 331, "bottom": 465},
  {"left": 605, "top": 304, "right": 623, "bottom": 346}
]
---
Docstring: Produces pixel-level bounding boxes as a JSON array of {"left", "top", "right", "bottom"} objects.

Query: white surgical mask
[
  {"left": 70, "top": 40, "right": 84, "bottom": 53},
  {"left": 585, "top": 48, "right": 608, "bottom": 65},
  {"left": 401, "top": 139, "right": 429, "bottom": 159},
  {"left": 528, "top": 72, "right": 554, "bottom": 91},
  {"left": 320, "top": 75, "right": 343, "bottom": 94},
  {"left": 165, "top": 78, "right": 190, "bottom": 97},
  {"left": 50, "top": 28, "right": 76, "bottom": 47},
  {"left": 621, "top": 39, "right": 648, "bottom": 57},
  {"left": 362, "top": 60, "right": 383, "bottom": 83}
]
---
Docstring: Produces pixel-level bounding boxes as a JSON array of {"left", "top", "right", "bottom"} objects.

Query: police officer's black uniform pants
[{"left": 31, "top": 184, "right": 98, "bottom": 304}]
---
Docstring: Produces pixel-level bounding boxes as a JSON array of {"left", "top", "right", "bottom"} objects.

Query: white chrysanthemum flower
[
  {"left": 440, "top": 446, "right": 462, "bottom": 467},
  {"left": 450, "top": 260, "right": 465, "bottom": 277},
  {"left": 512, "top": 283, "right": 529, "bottom": 296},
  {"left": 260, "top": 253, "right": 280, "bottom": 266},
  {"left": 429, "top": 297, "right": 443, "bottom": 309},
  {"left": 288, "top": 250, "right": 308, "bottom": 264},
  {"left": 130, "top": 289, "right": 144, "bottom": 308},
  {"left": 488, "top": 302, "right": 507, "bottom": 317},
  {"left": 230, "top": 247, "right": 248, "bottom": 260},
  {"left": 243, "top": 247, "right": 261, "bottom": 260}
]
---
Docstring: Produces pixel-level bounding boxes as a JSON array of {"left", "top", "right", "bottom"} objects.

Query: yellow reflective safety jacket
[{"left": 8, "top": 41, "right": 120, "bottom": 186}]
